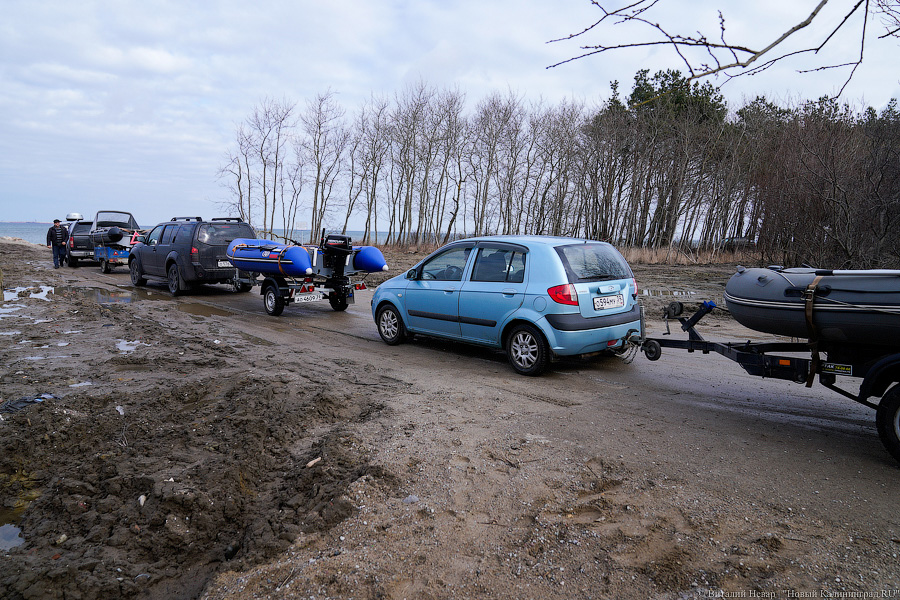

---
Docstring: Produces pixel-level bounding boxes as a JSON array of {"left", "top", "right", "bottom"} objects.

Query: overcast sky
[{"left": 2, "top": 0, "right": 898, "bottom": 227}]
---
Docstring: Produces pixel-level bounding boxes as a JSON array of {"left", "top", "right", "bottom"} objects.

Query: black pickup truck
[{"left": 66, "top": 220, "right": 94, "bottom": 267}]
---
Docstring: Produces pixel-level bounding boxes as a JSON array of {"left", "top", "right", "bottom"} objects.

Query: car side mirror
[{"left": 405, "top": 268, "right": 418, "bottom": 280}]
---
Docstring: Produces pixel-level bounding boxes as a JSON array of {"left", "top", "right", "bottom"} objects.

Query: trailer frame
[{"left": 638, "top": 301, "right": 900, "bottom": 463}]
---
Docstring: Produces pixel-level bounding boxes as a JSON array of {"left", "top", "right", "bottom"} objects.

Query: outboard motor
[
  {"left": 318, "top": 232, "right": 354, "bottom": 310},
  {"left": 320, "top": 233, "right": 353, "bottom": 281}
]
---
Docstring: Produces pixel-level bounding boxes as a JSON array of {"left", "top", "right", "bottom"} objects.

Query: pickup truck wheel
[
  {"left": 376, "top": 304, "right": 406, "bottom": 345},
  {"left": 263, "top": 284, "right": 285, "bottom": 316},
  {"left": 876, "top": 385, "right": 900, "bottom": 464},
  {"left": 130, "top": 260, "right": 147, "bottom": 286},
  {"left": 68, "top": 256, "right": 79, "bottom": 268},
  {"left": 167, "top": 264, "right": 183, "bottom": 296}
]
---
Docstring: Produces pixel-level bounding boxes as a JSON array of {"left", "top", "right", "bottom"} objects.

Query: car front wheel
[
  {"left": 376, "top": 304, "right": 407, "bottom": 345},
  {"left": 506, "top": 324, "right": 549, "bottom": 376}
]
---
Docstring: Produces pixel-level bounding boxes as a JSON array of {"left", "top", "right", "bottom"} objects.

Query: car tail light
[
  {"left": 191, "top": 246, "right": 199, "bottom": 264},
  {"left": 548, "top": 284, "right": 578, "bottom": 306},
  {"left": 632, "top": 277, "right": 638, "bottom": 296}
]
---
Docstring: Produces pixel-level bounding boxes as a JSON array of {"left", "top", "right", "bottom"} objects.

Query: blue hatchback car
[{"left": 371, "top": 235, "right": 643, "bottom": 375}]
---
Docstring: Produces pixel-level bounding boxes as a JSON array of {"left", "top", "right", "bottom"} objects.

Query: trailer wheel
[
  {"left": 263, "top": 284, "right": 285, "bottom": 316},
  {"left": 643, "top": 339, "right": 662, "bottom": 361},
  {"left": 876, "top": 385, "right": 900, "bottom": 464},
  {"left": 100, "top": 259, "right": 112, "bottom": 274},
  {"left": 329, "top": 291, "right": 349, "bottom": 312}
]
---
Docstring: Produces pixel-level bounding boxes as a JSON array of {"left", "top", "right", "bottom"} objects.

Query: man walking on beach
[{"left": 46, "top": 219, "right": 68, "bottom": 269}]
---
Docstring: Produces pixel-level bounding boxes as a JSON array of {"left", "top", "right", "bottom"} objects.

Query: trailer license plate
[
  {"left": 594, "top": 294, "right": 624, "bottom": 310},
  {"left": 295, "top": 293, "right": 323, "bottom": 303},
  {"left": 217, "top": 260, "right": 231, "bottom": 268}
]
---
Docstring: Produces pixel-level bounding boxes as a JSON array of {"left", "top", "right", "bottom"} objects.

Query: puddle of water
[
  {"left": 0, "top": 330, "right": 22, "bottom": 336},
  {"left": 0, "top": 305, "right": 24, "bottom": 318},
  {"left": 69, "top": 287, "right": 136, "bottom": 304},
  {"left": 0, "top": 523, "right": 24, "bottom": 551},
  {"left": 59, "top": 285, "right": 173, "bottom": 305},
  {"left": 116, "top": 339, "right": 148, "bottom": 353},
  {"left": 3, "top": 286, "right": 54, "bottom": 302},
  {"left": 69, "top": 381, "right": 93, "bottom": 388},
  {"left": 178, "top": 303, "right": 236, "bottom": 318}
]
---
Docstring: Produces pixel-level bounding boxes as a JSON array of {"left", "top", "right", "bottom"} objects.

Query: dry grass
[
  {"left": 372, "top": 240, "right": 762, "bottom": 266},
  {"left": 620, "top": 246, "right": 762, "bottom": 265}
]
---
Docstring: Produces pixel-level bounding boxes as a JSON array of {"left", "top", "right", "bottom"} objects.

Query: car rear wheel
[
  {"left": 130, "top": 260, "right": 147, "bottom": 286},
  {"left": 506, "top": 324, "right": 549, "bottom": 376},
  {"left": 376, "top": 304, "right": 407, "bottom": 345},
  {"left": 263, "top": 283, "right": 285, "bottom": 316}
]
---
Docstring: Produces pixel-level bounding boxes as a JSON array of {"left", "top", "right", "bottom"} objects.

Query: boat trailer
[
  {"left": 637, "top": 301, "right": 900, "bottom": 464},
  {"left": 234, "top": 233, "right": 372, "bottom": 317}
]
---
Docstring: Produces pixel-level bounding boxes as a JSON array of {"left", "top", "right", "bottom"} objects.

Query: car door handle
[
  {"left": 502, "top": 288, "right": 518, "bottom": 297},
  {"left": 443, "top": 287, "right": 457, "bottom": 294}
]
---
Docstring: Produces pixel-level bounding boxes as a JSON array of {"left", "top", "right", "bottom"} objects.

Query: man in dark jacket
[{"left": 46, "top": 219, "right": 69, "bottom": 268}]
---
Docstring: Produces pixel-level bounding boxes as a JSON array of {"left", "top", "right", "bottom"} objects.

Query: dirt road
[{"left": 1, "top": 238, "right": 898, "bottom": 600}]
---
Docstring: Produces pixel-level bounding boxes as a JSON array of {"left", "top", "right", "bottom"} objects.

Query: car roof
[{"left": 454, "top": 234, "right": 614, "bottom": 249}]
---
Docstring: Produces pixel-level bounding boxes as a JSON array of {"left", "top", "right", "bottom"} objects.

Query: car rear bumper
[
  {"left": 187, "top": 265, "right": 254, "bottom": 282},
  {"left": 544, "top": 304, "right": 640, "bottom": 331},
  {"left": 542, "top": 305, "right": 642, "bottom": 356}
]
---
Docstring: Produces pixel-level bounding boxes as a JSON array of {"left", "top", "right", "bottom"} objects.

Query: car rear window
[
  {"left": 196, "top": 223, "right": 255, "bottom": 245},
  {"left": 554, "top": 243, "right": 632, "bottom": 283}
]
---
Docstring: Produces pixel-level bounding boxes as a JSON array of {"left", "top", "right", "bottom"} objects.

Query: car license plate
[
  {"left": 217, "top": 260, "right": 232, "bottom": 268},
  {"left": 294, "top": 293, "right": 323, "bottom": 303},
  {"left": 593, "top": 294, "right": 624, "bottom": 310}
]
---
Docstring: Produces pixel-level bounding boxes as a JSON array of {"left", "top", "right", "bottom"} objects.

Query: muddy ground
[{"left": 0, "top": 237, "right": 898, "bottom": 600}]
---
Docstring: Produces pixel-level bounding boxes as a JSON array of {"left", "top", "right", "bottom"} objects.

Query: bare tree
[
  {"left": 551, "top": 1, "right": 900, "bottom": 96},
  {"left": 248, "top": 97, "right": 296, "bottom": 233},
  {"left": 353, "top": 95, "right": 391, "bottom": 244},
  {"left": 300, "top": 91, "right": 349, "bottom": 243}
]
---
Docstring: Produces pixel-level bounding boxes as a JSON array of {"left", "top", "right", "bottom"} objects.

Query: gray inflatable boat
[{"left": 724, "top": 266, "right": 900, "bottom": 348}]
